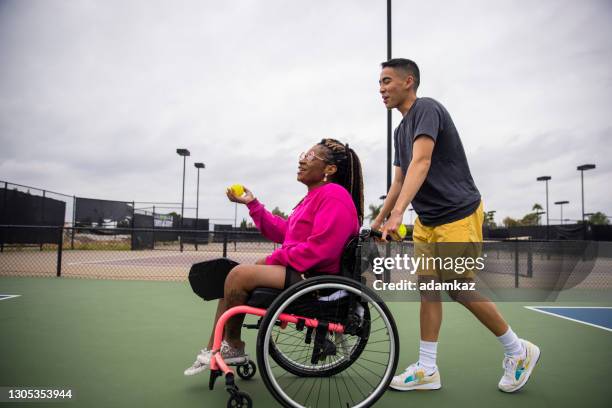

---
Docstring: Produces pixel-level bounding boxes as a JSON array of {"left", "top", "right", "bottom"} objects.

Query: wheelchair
[{"left": 189, "top": 229, "right": 399, "bottom": 408}]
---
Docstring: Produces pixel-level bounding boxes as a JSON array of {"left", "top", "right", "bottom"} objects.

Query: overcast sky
[{"left": 1, "top": 0, "right": 611, "bottom": 226}]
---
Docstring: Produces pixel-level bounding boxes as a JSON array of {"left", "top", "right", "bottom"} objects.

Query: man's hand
[
  {"left": 226, "top": 187, "right": 255, "bottom": 205},
  {"left": 381, "top": 210, "right": 403, "bottom": 241},
  {"left": 370, "top": 217, "right": 384, "bottom": 233}
]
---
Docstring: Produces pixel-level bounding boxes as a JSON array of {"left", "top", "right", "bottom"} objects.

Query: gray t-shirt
[{"left": 393, "top": 97, "right": 481, "bottom": 226}]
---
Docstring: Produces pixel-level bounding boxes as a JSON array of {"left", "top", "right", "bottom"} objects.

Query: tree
[
  {"left": 531, "top": 203, "right": 543, "bottom": 225},
  {"left": 367, "top": 203, "right": 383, "bottom": 223},
  {"left": 520, "top": 212, "right": 539, "bottom": 226},
  {"left": 272, "top": 206, "right": 288, "bottom": 219},
  {"left": 240, "top": 218, "right": 248, "bottom": 229},
  {"left": 503, "top": 217, "right": 519, "bottom": 227},
  {"left": 484, "top": 211, "right": 497, "bottom": 228},
  {"left": 588, "top": 212, "right": 610, "bottom": 225}
]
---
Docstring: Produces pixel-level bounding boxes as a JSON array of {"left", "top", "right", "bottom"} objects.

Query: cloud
[{"left": 1, "top": 0, "right": 611, "bottom": 226}]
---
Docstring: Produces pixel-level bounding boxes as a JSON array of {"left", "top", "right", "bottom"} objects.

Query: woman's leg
[
  {"left": 207, "top": 298, "right": 227, "bottom": 349},
  {"left": 221, "top": 263, "right": 286, "bottom": 348},
  {"left": 204, "top": 258, "right": 271, "bottom": 349}
]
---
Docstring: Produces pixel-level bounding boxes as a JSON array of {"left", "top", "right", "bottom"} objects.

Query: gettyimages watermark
[
  {"left": 372, "top": 253, "right": 486, "bottom": 275},
  {"left": 371, "top": 253, "right": 484, "bottom": 292},
  {"left": 360, "top": 241, "right": 608, "bottom": 302}
]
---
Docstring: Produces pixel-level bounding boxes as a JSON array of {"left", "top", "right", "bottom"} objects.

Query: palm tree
[
  {"left": 532, "top": 203, "right": 543, "bottom": 225},
  {"left": 367, "top": 203, "right": 383, "bottom": 223}
]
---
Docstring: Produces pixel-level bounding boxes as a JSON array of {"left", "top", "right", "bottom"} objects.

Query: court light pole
[
  {"left": 176, "top": 148, "right": 190, "bottom": 252},
  {"left": 554, "top": 201, "right": 569, "bottom": 225},
  {"left": 194, "top": 162, "right": 205, "bottom": 250},
  {"left": 537, "top": 176, "right": 551, "bottom": 240},
  {"left": 577, "top": 164, "right": 596, "bottom": 224},
  {"left": 386, "top": 0, "right": 392, "bottom": 191}
]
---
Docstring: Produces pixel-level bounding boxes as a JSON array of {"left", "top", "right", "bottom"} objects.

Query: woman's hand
[{"left": 226, "top": 186, "right": 255, "bottom": 205}]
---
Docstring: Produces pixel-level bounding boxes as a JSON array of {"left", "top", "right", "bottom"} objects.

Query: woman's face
[{"left": 297, "top": 144, "right": 335, "bottom": 186}]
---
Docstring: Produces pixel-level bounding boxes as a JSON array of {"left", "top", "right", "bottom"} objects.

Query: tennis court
[{"left": 1, "top": 272, "right": 610, "bottom": 408}]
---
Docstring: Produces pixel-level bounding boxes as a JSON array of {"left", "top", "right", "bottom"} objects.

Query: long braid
[{"left": 318, "top": 138, "right": 364, "bottom": 225}]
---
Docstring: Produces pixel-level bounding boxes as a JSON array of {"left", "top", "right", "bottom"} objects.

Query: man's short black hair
[{"left": 381, "top": 58, "right": 420, "bottom": 90}]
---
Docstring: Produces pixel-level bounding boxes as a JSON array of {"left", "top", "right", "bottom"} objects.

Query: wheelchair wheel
[
  {"left": 256, "top": 276, "right": 399, "bottom": 408},
  {"left": 268, "top": 304, "right": 370, "bottom": 377}
]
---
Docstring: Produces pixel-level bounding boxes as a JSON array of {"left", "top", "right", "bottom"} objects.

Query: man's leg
[
  {"left": 448, "top": 286, "right": 508, "bottom": 336},
  {"left": 390, "top": 224, "right": 443, "bottom": 391},
  {"left": 419, "top": 280, "right": 443, "bottom": 341},
  {"left": 418, "top": 279, "right": 442, "bottom": 377}
]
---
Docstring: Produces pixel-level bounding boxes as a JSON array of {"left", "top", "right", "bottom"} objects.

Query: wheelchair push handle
[{"left": 366, "top": 224, "right": 408, "bottom": 241}]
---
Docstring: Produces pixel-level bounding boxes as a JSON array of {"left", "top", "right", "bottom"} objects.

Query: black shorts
[{"left": 284, "top": 266, "right": 305, "bottom": 289}]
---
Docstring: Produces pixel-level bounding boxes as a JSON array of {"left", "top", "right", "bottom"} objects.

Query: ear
[
  {"left": 403, "top": 74, "right": 414, "bottom": 91},
  {"left": 325, "top": 164, "right": 338, "bottom": 177}
]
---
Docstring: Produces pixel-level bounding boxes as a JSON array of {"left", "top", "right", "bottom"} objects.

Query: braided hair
[{"left": 318, "top": 138, "right": 365, "bottom": 226}]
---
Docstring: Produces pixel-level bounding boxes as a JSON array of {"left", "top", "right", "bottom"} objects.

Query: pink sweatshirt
[{"left": 246, "top": 183, "right": 360, "bottom": 274}]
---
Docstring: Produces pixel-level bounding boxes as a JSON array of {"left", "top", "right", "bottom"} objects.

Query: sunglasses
[{"left": 299, "top": 151, "right": 328, "bottom": 163}]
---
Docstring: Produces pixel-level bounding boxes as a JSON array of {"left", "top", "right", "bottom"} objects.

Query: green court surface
[{"left": 1, "top": 277, "right": 610, "bottom": 408}]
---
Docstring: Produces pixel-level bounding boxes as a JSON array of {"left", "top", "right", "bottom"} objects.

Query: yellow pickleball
[
  {"left": 397, "top": 223, "right": 407, "bottom": 239},
  {"left": 390, "top": 224, "right": 407, "bottom": 241},
  {"left": 229, "top": 184, "right": 245, "bottom": 197}
]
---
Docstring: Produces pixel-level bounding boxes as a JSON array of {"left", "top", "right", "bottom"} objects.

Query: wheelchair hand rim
[{"left": 260, "top": 279, "right": 398, "bottom": 408}]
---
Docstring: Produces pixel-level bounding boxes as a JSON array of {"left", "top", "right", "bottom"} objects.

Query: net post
[
  {"left": 152, "top": 205, "right": 156, "bottom": 250},
  {"left": 1, "top": 181, "right": 7, "bottom": 253},
  {"left": 71, "top": 196, "right": 76, "bottom": 250},
  {"left": 56, "top": 226, "right": 63, "bottom": 277},
  {"left": 514, "top": 239, "right": 519, "bottom": 288},
  {"left": 223, "top": 232, "right": 228, "bottom": 258},
  {"left": 39, "top": 190, "right": 46, "bottom": 251},
  {"left": 130, "top": 201, "right": 135, "bottom": 251},
  {"left": 527, "top": 243, "right": 533, "bottom": 278}
]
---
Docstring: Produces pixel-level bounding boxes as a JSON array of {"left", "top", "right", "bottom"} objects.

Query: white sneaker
[
  {"left": 199, "top": 340, "right": 248, "bottom": 365},
  {"left": 389, "top": 363, "right": 441, "bottom": 391},
  {"left": 184, "top": 348, "right": 211, "bottom": 376},
  {"left": 196, "top": 347, "right": 214, "bottom": 365},
  {"left": 498, "top": 339, "right": 541, "bottom": 393}
]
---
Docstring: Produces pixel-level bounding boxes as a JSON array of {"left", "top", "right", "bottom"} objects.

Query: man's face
[{"left": 379, "top": 67, "right": 412, "bottom": 109}]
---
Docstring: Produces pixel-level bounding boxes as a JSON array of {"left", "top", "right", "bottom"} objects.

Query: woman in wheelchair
[
  {"left": 186, "top": 139, "right": 399, "bottom": 408},
  {"left": 184, "top": 138, "right": 365, "bottom": 376}
]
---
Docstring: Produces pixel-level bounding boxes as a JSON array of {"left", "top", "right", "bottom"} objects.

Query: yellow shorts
[{"left": 413, "top": 201, "right": 484, "bottom": 280}]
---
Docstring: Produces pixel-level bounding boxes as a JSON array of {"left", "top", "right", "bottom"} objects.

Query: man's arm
[
  {"left": 381, "top": 135, "right": 434, "bottom": 240},
  {"left": 372, "top": 166, "right": 404, "bottom": 230}
]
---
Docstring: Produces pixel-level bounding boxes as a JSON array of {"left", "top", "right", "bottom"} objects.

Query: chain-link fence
[
  {"left": 0, "top": 226, "right": 279, "bottom": 281},
  {"left": 1, "top": 226, "right": 610, "bottom": 296}
]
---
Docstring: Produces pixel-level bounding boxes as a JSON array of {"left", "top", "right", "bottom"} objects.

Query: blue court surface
[{"left": 525, "top": 306, "right": 612, "bottom": 331}]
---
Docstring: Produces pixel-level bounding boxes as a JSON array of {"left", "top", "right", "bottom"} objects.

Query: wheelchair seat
[
  {"left": 244, "top": 232, "right": 366, "bottom": 309},
  {"left": 246, "top": 287, "right": 283, "bottom": 308}
]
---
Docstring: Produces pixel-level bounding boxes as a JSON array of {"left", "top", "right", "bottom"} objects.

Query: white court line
[
  {"left": 523, "top": 306, "right": 612, "bottom": 309},
  {"left": 67, "top": 253, "right": 178, "bottom": 266},
  {"left": 524, "top": 306, "right": 612, "bottom": 332},
  {"left": 0, "top": 295, "right": 21, "bottom": 301}
]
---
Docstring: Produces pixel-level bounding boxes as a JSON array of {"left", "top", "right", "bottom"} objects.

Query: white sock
[
  {"left": 497, "top": 327, "right": 524, "bottom": 357},
  {"left": 418, "top": 340, "right": 438, "bottom": 374}
]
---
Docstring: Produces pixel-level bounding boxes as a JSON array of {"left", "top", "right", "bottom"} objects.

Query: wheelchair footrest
[
  {"left": 311, "top": 321, "right": 337, "bottom": 364},
  {"left": 242, "top": 318, "right": 261, "bottom": 330},
  {"left": 209, "top": 369, "right": 222, "bottom": 390}
]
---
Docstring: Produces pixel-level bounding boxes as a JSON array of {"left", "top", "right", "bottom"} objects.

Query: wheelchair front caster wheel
[
  {"left": 227, "top": 391, "right": 252, "bottom": 408},
  {"left": 236, "top": 360, "right": 257, "bottom": 380}
]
